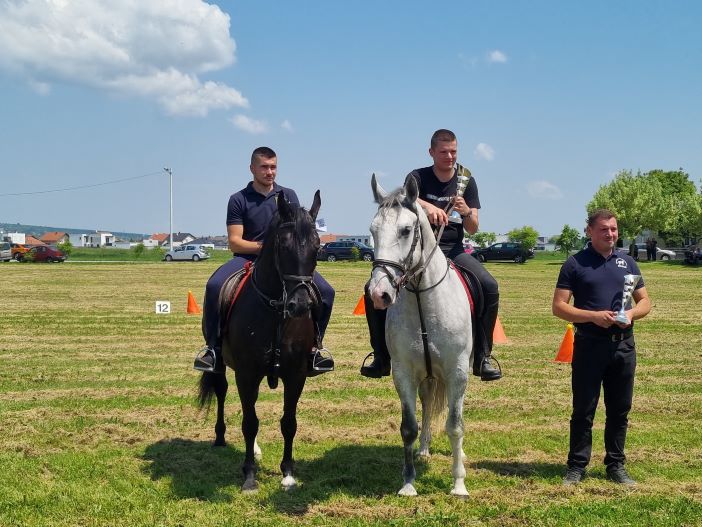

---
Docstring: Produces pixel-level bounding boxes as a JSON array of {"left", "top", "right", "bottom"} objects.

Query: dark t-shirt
[
  {"left": 408, "top": 166, "right": 480, "bottom": 256},
  {"left": 226, "top": 182, "right": 299, "bottom": 260},
  {"left": 555, "top": 244, "right": 645, "bottom": 336}
]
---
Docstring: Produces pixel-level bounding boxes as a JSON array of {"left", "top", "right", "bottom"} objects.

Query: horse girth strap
[{"left": 413, "top": 288, "right": 433, "bottom": 379}]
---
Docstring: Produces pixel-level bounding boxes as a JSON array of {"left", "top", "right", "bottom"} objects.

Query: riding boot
[
  {"left": 307, "top": 324, "right": 334, "bottom": 377},
  {"left": 360, "top": 287, "right": 391, "bottom": 378},
  {"left": 194, "top": 345, "right": 225, "bottom": 373},
  {"left": 473, "top": 296, "right": 502, "bottom": 381}
]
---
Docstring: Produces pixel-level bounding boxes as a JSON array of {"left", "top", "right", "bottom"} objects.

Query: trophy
[
  {"left": 448, "top": 162, "right": 472, "bottom": 224},
  {"left": 614, "top": 274, "right": 641, "bottom": 324}
]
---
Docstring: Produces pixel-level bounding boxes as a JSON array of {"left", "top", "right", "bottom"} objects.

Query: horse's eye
[{"left": 400, "top": 227, "right": 411, "bottom": 237}]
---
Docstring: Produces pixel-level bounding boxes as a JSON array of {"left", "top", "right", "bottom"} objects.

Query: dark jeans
[
  {"left": 202, "top": 256, "right": 335, "bottom": 348},
  {"left": 568, "top": 334, "right": 637, "bottom": 471},
  {"left": 364, "top": 251, "right": 499, "bottom": 362}
]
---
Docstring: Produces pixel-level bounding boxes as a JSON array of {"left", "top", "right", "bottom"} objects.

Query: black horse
[{"left": 198, "top": 191, "right": 322, "bottom": 492}]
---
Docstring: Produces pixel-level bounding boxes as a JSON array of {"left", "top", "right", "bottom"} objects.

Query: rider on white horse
[{"left": 361, "top": 129, "right": 502, "bottom": 382}]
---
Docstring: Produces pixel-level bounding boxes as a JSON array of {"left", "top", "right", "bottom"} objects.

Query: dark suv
[
  {"left": 319, "top": 241, "right": 374, "bottom": 262},
  {"left": 472, "top": 242, "right": 532, "bottom": 264}
]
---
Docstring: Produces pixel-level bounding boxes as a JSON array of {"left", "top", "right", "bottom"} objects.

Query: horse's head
[
  {"left": 368, "top": 174, "right": 428, "bottom": 309},
  {"left": 268, "top": 190, "right": 322, "bottom": 317}
]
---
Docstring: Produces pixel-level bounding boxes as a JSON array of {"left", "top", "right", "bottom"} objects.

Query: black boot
[
  {"left": 477, "top": 355, "right": 502, "bottom": 381},
  {"left": 194, "top": 345, "right": 224, "bottom": 373},
  {"left": 360, "top": 287, "right": 391, "bottom": 378},
  {"left": 473, "top": 297, "right": 502, "bottom": 381},
  {"left": 308, "top": 346, "right": 334, "bottom": 377}
]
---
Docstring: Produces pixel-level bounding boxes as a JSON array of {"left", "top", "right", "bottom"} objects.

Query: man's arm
[
  {"left": 552, "top": 288, "right": 617, "bottom": 328},
  {"left": 417, "top": 197, "right": 449, "bottom": 225},
  {"left": 227, "top": 224, "right": 262, "bottom": 255},
  {"left": 615, "top": 286, "right": 651, "bottom": 327}
]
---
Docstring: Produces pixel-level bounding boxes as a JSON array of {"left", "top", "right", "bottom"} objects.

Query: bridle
[
  {"left": 371, "top": 210, "right": 448, "bottom": 293},
  {"left": 251, "top": 220, "right": 319, "bottom": 318}
]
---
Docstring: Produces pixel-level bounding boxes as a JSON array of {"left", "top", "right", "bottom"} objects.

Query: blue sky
[{"left": 1, "top": 0, "right": 700, "bottom": 239}]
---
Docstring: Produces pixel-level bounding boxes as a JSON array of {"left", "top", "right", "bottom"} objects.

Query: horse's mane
[{"left": 259, "top": 199, "right": 318, "bottom": 263}]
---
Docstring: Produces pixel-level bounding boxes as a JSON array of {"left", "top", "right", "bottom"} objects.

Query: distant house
[
  {"left": 25, "top": 235, "right": 45, "bottom": 247},
  {"left": 72, "top": 231, "right": 115, "bottom": 248},
  {"left": 40, "top": 231, "right": 70, "bottom": 245},
  {"left": 149, "top": 233, "right": 170, "bottom": 246},
  {"left": 320, "top": 234, "right": 339, "bottom": 245},
  {"left": 337, "top": 234, "right": 372, "bottom": 246},
  {"left": 166, "top": 232, "right": 195, "bottom": 248}
]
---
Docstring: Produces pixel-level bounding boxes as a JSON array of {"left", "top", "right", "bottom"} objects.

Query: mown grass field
[{"left": 1, "top": 256, "right": 700, "bottom": 526}]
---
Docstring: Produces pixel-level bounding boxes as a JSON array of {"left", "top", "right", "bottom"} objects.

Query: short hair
[
  {"left": 587, "top": 208, "right": 617, "bottom": 227},
  {"left": 430, "top": 129, "right": 457, "bottom": 148},
  {"left": 251, "top": 146, "right": 277, "bottom": 165}
]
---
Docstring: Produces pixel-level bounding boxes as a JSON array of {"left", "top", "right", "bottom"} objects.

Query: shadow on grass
[
  {"left": 141, "top": 439, "right": 427, "bottom": 513},
  {"left": 472, "top": 459, "right": 563, "bottom": 479},
  {"left": 141, "top": 437, "right": 244, "bottom": 501}
]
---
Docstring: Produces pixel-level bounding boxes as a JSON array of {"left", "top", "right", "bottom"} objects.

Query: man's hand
[
  {"left": 424, "top": 203, "right": 449, "bottom": 225},
  {"left": 590, "top": 310, "right": 617, "bottom": 328},
  {"left": 452, "top": 196, "right": 471, "bottom": 218}
]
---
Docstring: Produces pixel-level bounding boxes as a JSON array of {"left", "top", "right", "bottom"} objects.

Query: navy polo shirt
[
  {"left": 226, "top": 182, "right": 299, "bottom": 260},
  {"left": 556, "top": 243, "right": 645, "bottom": 336}
]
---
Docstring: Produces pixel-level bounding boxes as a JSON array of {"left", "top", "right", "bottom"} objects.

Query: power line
[{"left": 0, "top": 171, "right": 164, "bottom": 197}]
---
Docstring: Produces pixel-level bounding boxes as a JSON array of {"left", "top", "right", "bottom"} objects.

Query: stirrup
[
  {"left": 311, "top": 347, "right": 334, "bottom": 372},
  {"left": 193, "top": 346, "right": 218, "bottom": 373},
  {"left": 480, "top": 354, "right": 502, "bottom": 378},
  {"left": 360, "top": 351, "right": 391, "bottom": 378}
]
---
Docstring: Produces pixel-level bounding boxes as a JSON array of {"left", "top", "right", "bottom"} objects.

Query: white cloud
[
  {"left": 487, "top": 50, "right": 508, "bottom": 63},
  {"left": 281, "top": 119, "right": 293, "bottom": 132},
  {"left": 231, "top": 114, "right": 268, "bottom": 134},
  {"left": 0, "top": 0, "right": 248, "bottom": 116},
  {"left": 474, "top": 143, "right": 495, "bottom": 161},
  {"left": 527, "top": 180, "right": 563, "bottom": 200}
]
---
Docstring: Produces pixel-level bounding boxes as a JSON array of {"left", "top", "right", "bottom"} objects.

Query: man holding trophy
[
  {"left": 552, "top": 209, "right": 651, "bottom": 486},
  {"left": 361, "top": 129, "right": 502, "bottom": 382}
]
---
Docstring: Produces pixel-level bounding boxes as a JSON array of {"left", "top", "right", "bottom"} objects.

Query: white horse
[{"left": 367, "top": 174, "right": 473, "bottom": 497}]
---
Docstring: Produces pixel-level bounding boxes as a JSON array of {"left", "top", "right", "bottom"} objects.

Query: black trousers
[
  {"left": 568, "top": 334, "right": 637, "bottom": 471},
  {"left": 364, "top": 251, "right": 499, "bottom": 365}
]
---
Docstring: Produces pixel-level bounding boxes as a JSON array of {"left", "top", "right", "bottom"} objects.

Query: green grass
[{"left": 0, "top": 257, "right": 700, "bottom": 526}]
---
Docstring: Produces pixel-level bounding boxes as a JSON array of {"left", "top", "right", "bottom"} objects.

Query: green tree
[
  {"left": 507, "top": 226, "right": 539, "bottom": 250},
  {"left": 56, "top": 239, "right": 73, "bottom": 256},
  {"left": 554, "top": 225, "right": 581, "bottom": 255},
  {"left": 467, "top": 231, "right": 496, "bottom": 248},
  {"left": 132, "top": 242, "right": 145, "bottom": 258},
  {"left": 152, "top": 245, "right": 165, "bottom": 260},
  {"left": 350, "top": 246, "right": 360, "bottom": 261}
]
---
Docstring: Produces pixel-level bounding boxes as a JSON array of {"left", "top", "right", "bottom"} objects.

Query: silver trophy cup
[
  {"left": 614, "top": 274, "right": 641, "bottom": 325},
  {"left": 448, "top": 163, "right": 472, "bottom": 224}
]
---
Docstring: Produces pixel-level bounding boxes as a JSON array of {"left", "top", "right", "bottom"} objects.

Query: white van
[{"left": 0, "top": 242, "right": 11, "bottom": 262}]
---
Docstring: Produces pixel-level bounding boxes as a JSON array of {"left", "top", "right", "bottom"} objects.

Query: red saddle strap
[
  {"left": 225, "top": 261, "right": 254, "bottom": 322},
  {"left": 450, "top": 261, "right": 475, "bottom": 316}
]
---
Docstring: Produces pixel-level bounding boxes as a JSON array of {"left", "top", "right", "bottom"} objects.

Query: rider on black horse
[{"left": 193, "top": 146, "right": 334, "bottom": 375}]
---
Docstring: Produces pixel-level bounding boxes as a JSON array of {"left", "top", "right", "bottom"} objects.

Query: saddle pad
[
  {"left": 219, "top": 261, "right": 253, "bottom": 335},
  {"left": 450, "top": 261, "right": 475, "bottom": 317}
]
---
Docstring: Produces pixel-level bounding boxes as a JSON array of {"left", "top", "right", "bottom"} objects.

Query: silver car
[
  {"left": 635, "top": 243, "right": 676, "bottom": 261},
  {"left": 0, "top": 242, "right": 11, "bottom": 262},
  {"left": 164, "top": 244, "right": 210, "bottom": 262}
]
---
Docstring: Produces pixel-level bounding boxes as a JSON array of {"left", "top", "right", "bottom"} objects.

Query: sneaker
[
  {"left": 308, "top": 347, "right": 334, "bottom": 377},
  {"left": 360, "top": 352, "right": 391, "bottom": 378},
  {"left": 606, "top": 466, "right": 636, "bottom": 486},
  {"left": 479, "top": 357, "right": 502, "bottom": 381},
  {"left": 563, "top": 467, "right": 585, "bottom": 486},
  {"left": 193, "top": 346, "right": 222, "bottom": 373}
]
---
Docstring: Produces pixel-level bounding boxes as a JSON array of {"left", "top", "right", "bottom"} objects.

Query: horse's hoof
[
  {"left": 397, "top": 484, "right": 417, "bottom": 497},
  {"left": 451, "top": 490, "right": 469, "bottom": 499},
  {"left": 241, "top": 480, "right": 258, "bottom": 494},
  {"left": 281, "top": 475, "right": 297, "bottom": 490}
]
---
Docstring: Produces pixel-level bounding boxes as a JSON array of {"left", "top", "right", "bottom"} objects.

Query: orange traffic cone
[
  {"left": 187, "top": 291, "right": 201, "bottom": 314},
  {"left": 493, "top": 315, "right": 509, "bottom": 344},
  {"left": 352, "top": 294, "right": 366, "bottom": 315},
  {"left": 555, "top": 324, "right": 574, "bottom": 363}
]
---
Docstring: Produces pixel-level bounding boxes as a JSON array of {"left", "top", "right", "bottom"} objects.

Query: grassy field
[{"left": 0, "top": 256, "right": 700, "bottom": 526}]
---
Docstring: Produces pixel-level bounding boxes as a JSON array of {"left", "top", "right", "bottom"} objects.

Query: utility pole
[{"left": 163, "top": 167, "right": 173, "bottom": 249}]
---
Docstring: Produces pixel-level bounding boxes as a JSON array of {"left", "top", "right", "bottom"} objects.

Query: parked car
[
  {"left": 472, "top": 242, "right": 532, "bottom": 264},
  {"left": 0, "top": 242, "right": 11, "bottom": 262},
  {"left": 634, "top": 243, "right": 676, "bottom": 261},
  {"left": 163, "top": 244, "right": 210, "bottom": 262},
  {"left": 318, "top": 241, "right": 374, "bottom": 262},
  {"left": 21, "top": 245, "right": 66, "bottom": 262},
  {"left": 10, "top": 243, "right": 30, "bottom": 261},
  {"left": 684, "top": 245, "right": 701, "bottom": 265}
]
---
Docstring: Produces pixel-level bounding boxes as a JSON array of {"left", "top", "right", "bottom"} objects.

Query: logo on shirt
[
  {"left": 425, "top": 193, "right": 452, "bottom": 202},
  {"left": 616, "top": 258, "right": 628, "bottom": 269}
]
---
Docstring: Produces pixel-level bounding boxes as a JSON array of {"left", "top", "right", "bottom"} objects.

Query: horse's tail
[
  {"left": 197, "top": 371, "right": 225, "bottom": 410},
  {"left": 420, "top": 375, "right": 447, "bottom": 426}
]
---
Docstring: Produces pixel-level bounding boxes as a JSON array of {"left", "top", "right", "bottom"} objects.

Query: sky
[{"left": 1, "top": 0, "right": 701, "bottom": 239}]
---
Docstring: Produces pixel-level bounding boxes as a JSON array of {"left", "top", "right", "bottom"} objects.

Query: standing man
[
  {"left": 361, "top": 129, "right": 502, "bottom": 381},
  {"left": 552, "top": 209, "right": 651, "bottom": 486},
  {"left": 193, "top": 146, "right": 335, "bottom": 375}
]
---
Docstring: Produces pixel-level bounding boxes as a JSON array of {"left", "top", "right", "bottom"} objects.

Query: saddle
[
  {"left": 450, "top": 261, "right": 484, "bottom": 321},
  {"left": 218, "top": 261, "right": 254, "bottom": 337}
]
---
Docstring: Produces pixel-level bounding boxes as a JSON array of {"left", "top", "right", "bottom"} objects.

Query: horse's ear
[
  {"left": 403, "top": 173, "right": 419, "bottom": 204},
  {"left": 309, "top": 190, "right": 321, "bottom": 221},
  {"left": 371, "top": 173, "right": 387, "bottom": 204},
  {"left": 277, "top": 191, "right": 293, "bottom": 221}
]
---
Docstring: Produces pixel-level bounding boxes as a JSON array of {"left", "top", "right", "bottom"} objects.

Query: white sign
[{"left": 155, "top": 301, "right": 171, "bottom": 314}]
